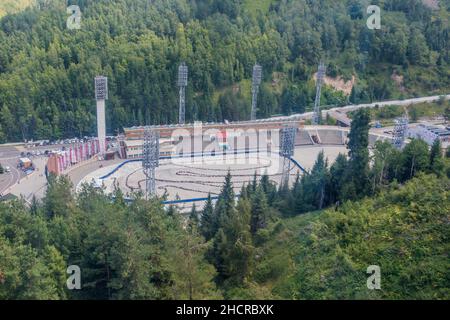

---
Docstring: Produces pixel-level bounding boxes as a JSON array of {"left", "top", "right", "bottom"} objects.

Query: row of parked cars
[
  {"left": 26, "top": 136, "right": 101, "bottom": 148},
  {"left": 0, "top": 164, "right": 11, "bottom": 173},
  {"left": 21, "top": 150, "right": 47, "bottom": 158}
]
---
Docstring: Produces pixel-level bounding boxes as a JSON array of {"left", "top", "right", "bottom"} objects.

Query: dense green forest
[
  {"left": 0, "top": 0, "right": 449, "bottom": 142},
  {"left": 1, "top": 109, "right": 449, "bottom": 299}
]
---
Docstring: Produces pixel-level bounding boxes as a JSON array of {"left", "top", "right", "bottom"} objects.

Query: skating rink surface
[{"left": 78, "top": 145, "right": 347, "bottom": 204}]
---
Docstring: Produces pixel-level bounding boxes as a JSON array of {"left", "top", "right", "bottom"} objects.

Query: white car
[{"left": 5, "top": 166, "right": 10, "bottom": 172}]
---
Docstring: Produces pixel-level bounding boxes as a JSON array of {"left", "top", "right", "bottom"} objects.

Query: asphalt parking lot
[
  {"left": 0, "top": 145, "right": 24, "bottom": 195},
  {"left": 0, "top": 143, "right": 68, "bottom": 196}
]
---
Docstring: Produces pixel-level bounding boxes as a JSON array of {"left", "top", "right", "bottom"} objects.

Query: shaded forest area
[{"left": 0, "top": 0, "right": 449, "bottom": 142}]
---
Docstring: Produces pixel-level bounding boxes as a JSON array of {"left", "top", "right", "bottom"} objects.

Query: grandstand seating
[
  {"left": 296, "top": 130, "right": 314, "bottom": 145},
  {"left": 317, "top": 130, "right": 344, "bottom": 145}
]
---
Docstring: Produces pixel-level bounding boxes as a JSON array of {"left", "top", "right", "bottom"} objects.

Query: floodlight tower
[
  {"left": 279, "top": 126, "right": 297, "bottom": 189},
  {"left": 392, "top": 116, "right": 409, "bottom": 149},
  {"left": 178, "top": 63, "right": 188, "bottom": 125},
  {"left": 251, "top": 64, "right": 263, "bottom": 121},
  {"left": 95, "top": 76, "right": 108, "bottom": 155},
  {"left": 142, "top": 129, "right": 160, "bottom": 198},
  {"left": 312, "top": 61, "right": 326, "bottom": 125}
]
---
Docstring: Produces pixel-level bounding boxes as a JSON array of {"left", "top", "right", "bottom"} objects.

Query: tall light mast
[
  {"left": 95, "top": 76, "right": 108, "bottom": 155},
  {"left": 142, "top": 129, "right": 160, "bottom": 199},
  {"left": 312, "top": 61, "right": 326, "bottom": 125},
  {"left": 178, "top": 63, "right": 188, "bottom": 125},
  {"left": 279, "top": 126, "right": 297, "bottom": 189},
  {"left": 251, "top": 64, "right": 263, "bottom": 121},
  {"left": 392, "top": 116, "right": 409, "bottom": 149}
]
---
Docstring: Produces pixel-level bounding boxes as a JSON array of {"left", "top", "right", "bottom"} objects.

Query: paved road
[
  {"left": 0, "top": 145, "right": 24, "bottom": 195},
  {"left": 0, "top": 142, "right": 75, "bottom": 196},
  {"left": 8, "top": 158, "right": 48, "bottom": 203},
  {"left": 68, "top": 158, "right": 123, "bottom": 187},
  {"left": 266, "top": 94, "right": 450, "bottom": 122}
]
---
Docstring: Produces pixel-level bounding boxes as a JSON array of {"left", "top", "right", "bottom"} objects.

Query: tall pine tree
[
  {"left": 200, "top": 194, "right": 215, "bottom": 241},
  {"left": 250, "top": 187, "right": 270, "bottom": 235},
  {"left": 346, "top": 109, "right": 371, "bottom": 200}
]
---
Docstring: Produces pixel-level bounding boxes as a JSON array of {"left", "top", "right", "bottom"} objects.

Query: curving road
[
  {"left": 0, "top": 146, "right": 24, "bottom": 195},
  {"left": 264, "top": 94, "right": 450, "bottom": 122}
]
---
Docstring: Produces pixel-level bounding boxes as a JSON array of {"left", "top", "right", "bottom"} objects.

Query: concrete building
[
  {"left": 123, "top": 139, "right": 175, "bottom": 159},
  {"left": 121, "top": 120, "right": 304, "bottom": 159},
  {"left": 408, "top": 124, "right": 450, "bottom": 146}
]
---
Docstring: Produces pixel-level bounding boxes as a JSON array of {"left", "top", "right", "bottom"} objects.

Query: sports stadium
[{"left": 73, "top": 123, "right": 390, "bottom": 211}]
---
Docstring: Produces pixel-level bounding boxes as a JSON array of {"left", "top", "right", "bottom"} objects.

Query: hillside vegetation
[
  {"left": 0, "top": 0, "right": 448, "bottom": 142},
  {"left": 256, "top": 174, "right": 450, "bottom": 299},
  {"left": 1, "top": 168, "right": 448, "bottom": 299}
]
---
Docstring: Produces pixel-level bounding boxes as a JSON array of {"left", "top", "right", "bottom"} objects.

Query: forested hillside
[
  {"left": 0, "top": 0, "right": 449, "bottom": 142},
  {"left": 255, "top": 173, "right": 450, "bottom": 299},
  {"left": 1, "top": 162, "right": 448, "bottom": 299}
]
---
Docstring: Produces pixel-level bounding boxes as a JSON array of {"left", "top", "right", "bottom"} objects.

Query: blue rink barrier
[
  {"left": 100, "top": 150, "right": 307, "bottom": 205},
  {"left": 163, "top": 196, "right": 220, "bottom": 205}
]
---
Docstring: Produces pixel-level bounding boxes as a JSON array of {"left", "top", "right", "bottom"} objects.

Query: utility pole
[
  {"left": 279, "top": 126, "right": 297, "bottom": 189},
  {"left": 312, "top": 61, "right": 326, "bottom": 125},
  {"left": 142, "top": 129, "right": 160, "bottom": 199},
  {"left": 392, "top": 115, "right": 409, "bottom": 149},
  {"left": 178, "top": 62, "right": 188, "bottom": 125},
  {"left": 251, "top": 64, "right": 263, "bottom": 121}
]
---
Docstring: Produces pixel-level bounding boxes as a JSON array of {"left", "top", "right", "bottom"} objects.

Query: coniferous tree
[
  {"left": 293, "top": 175, "right": 309, "bottom": 214},
  {"left": 212, "top": 173, "right": 252, "bottom": 286},
  {"left": 250, "top": 187, "right": 270, "bottom": 235},
  {"left": 346, "top": 108, "right": 371, "bottom": 200},
  {"left": 429, "top": 139, "right": 444, "bottom": 176},
  {"left": 260, "top": 172, "right": 277, "bottom": 204},
  {"left": 200, "top": 194, "right": 215, "bottom": 241},
  {"left": 214, "top": 171, "right": 235, "bottom": 228},
  {"left": 329, "top": 153, "right": 348, "bottom": 204},
  {"left": 250, "top": 172, "right": 258, "bottom": 194},
  {"left": 280, "top": 172, "right": 301, "bottom": 216},
  {"left": 309, "top": 151, "right": 330, "bottom": 210},
  {"left": 293, "top": 151, "right": 330, "bottom": 213},
  {"left": 169, "top": 227, "right": 221, "bottom": 300},
  {"left": 189, "top": 203, "right": 199, "bottom": 231}
]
